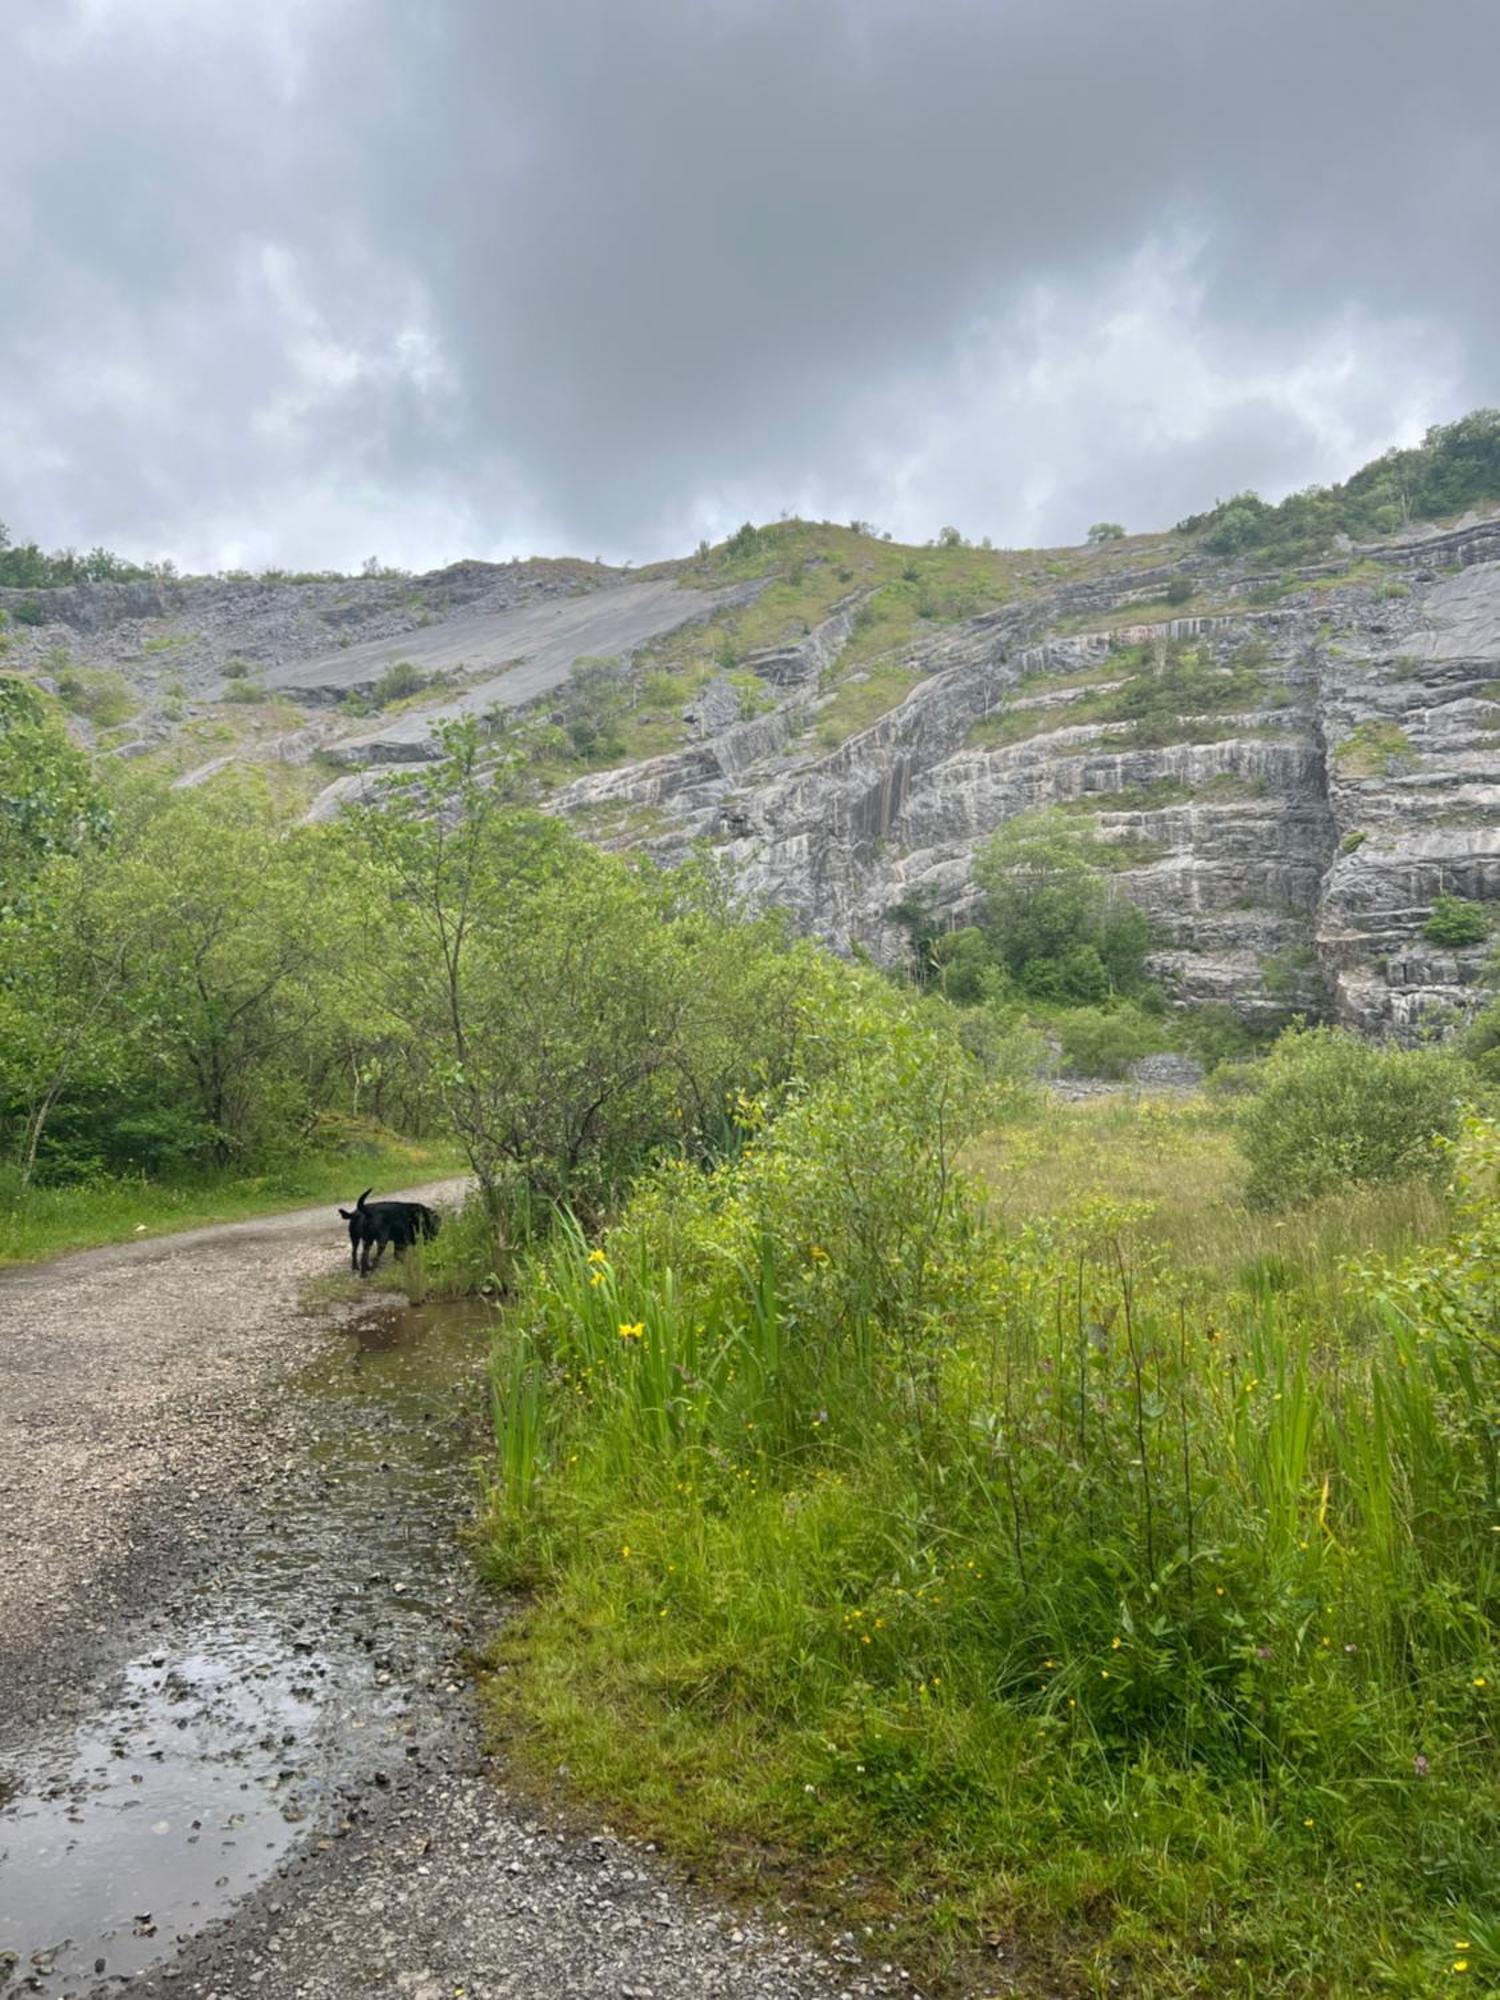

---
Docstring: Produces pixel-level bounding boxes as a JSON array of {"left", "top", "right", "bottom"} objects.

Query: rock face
[
  {"left": 553, "top": 527, "right": 1500, "bottom": 1036},
  {"left": 0, "top": 559, "right": 617, "bottom": 699}
]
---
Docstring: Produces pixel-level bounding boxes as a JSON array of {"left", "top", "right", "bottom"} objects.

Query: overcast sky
[{"left": 4, "top": 0, "right": 1499, "bottom": 573}]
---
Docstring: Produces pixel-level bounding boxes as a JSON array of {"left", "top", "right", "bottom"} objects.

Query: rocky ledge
[{"left": 553, "top": 525, "right": 1500, "bottom": 1037}]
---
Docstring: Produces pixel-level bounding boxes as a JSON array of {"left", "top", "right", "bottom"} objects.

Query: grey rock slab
[{"left": 311, "top": 581, "right": 741, "bottom": 763}]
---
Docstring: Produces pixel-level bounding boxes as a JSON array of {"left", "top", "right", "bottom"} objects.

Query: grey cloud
[{"left": 3, "top": 0, "right": 1499, "bottom": 567}]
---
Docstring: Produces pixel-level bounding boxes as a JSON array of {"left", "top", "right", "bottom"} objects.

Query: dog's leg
[{"left": 369, "top": 1236, "right": 387, "bottom": 1273}]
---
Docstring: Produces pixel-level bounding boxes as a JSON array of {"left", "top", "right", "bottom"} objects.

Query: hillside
[{"left": 5, "top": 419, "right": 1500, "bottom": 1036}]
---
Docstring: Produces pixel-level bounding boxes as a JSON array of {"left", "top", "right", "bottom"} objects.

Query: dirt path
[{"left": 0, "top": 1195, "right": 896, "bottom": 2000}]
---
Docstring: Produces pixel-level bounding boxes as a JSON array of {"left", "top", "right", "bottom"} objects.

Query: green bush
[
  {"left": 1054, "top": 1001, "right": 1169, "bottom": 1077},
  {"left": 57, "top": 668, "right": 136, "bottom": 728},
  {"left": 1164, "top": 574, "right": 1195, "bottom": 605},
  {"left": 1423, "top": 893, "right": 1491, "bottom": 947},
  {"left": 1237, "top": 1024, "right": 1469, "bottom": 1209},
  {"left": 371, "top": 659, "right": 427, "bottom": 706}
]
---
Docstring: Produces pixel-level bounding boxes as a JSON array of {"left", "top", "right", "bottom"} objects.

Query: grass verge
[{"left": 0, "top": 1132, "right": 466, "bottom": 1267}]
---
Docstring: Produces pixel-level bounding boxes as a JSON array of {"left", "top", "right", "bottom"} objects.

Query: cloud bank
[{"left": 4, "top": 0, "right": 1498, "bottom": 568}]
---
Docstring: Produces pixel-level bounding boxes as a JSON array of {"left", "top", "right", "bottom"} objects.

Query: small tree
[
  {"left": 1087, "top": 521, "right": 1125, "bottom": 544},
  {"left": 1422, "top": 894, "right": 1491, "bottom": 948}
]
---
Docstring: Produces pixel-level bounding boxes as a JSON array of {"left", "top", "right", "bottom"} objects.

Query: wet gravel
[{"left": 0, "top": 1197, "right": 910, "bottom": 2000}]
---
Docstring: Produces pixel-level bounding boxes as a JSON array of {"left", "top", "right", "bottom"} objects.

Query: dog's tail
[{"left": 355, "top": 1187, "right": 373, "bottom": 1211}]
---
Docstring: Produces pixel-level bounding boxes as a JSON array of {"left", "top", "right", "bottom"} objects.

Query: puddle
[{"left": 0, "top": 1295, "right": 494, "bottom": 1998}]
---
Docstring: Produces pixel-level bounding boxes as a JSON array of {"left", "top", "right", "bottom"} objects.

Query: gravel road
[{"left": 0, "top": 1197, "right": 911, "bottom": 2000}]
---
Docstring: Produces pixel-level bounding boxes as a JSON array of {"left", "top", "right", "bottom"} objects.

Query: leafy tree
[
  {"left": 973, "top": 811, "right": 1152, "bottom": 1002},
  {"left": 1179, "top": 410, "right": 1500, "bottom": 562},
  {"left": 1087, "top": 521, "right": 1125, "bottom": 544},
  {"left": 345, "top": 727, "right": 816, "bottom": 1216},
  {"left": 91, "top": 775, "right": 343, "bottom": 1165},
  {"left": 0, "top": 675, "right": 112, "bottom": 899}
]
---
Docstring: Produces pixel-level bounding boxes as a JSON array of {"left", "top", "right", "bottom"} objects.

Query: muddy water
[{"left": 0, "top": 1296, "right": 494, "bottom": 1998}]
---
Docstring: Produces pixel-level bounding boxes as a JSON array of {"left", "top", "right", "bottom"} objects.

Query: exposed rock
[{"left": 552, "top": 524, "right": 1500, "bottom": 1039}]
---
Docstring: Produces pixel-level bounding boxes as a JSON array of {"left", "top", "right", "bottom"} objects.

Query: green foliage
[
  {"left": 0, "top": 518, "right": 160, "bottom": 588},
  {"left": 371, "top": 659, "right": 427, "bottom": 705},
  {"left": 1336, "top": 720, "right": 1414, "bottom": 777},
  {"left": 1237, "top": 1024, "right": 1470, "bottom": 1209},
  {"left": 1179, "top": 409, "right": 1500, "bottom": 562},
  {"left": 1098, "top": 638, "right": 1271, "bottom": 744},
  {"left": 0, "top": 676, "right": 112, "bottom": 896},
  {"left": 1087, "top": 520, "right": 1125, "bottom": 543},
  {"left": 1260, "top": 944, "right": 1323, "bottom": 1005},
  {"left": 346, "top": 728, "right": 834, "bottom": 1216},
  {"left": 973, "top": 809, "right": 1154, "bottom": 1002},
  {"left": 1163, "top": 574, "right": 1195, "bottom": 604},
  {"left": 222, "top": 656, "right": 251, "bottom": 680},
  {"left": 1423, "top": 893, "right": 1491, "bottom": 947},
  {"left": 484, "top": 1068, "right": 1500, "bottom": 1995},
  {"left": 1054, "top": 1000, "right": 1169, "bottom": 1077},
  {"left": 56, "top": 666, "right": 136, "bottom": 728}
]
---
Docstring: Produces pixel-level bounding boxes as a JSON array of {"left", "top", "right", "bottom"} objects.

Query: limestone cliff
[{"left": 553, "top": 523, "right": 1500, "bottom": 1035}]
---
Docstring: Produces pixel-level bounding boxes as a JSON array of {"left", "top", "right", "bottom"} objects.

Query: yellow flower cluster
[{"left": 618, "top": 1321, "right": 645, "bottom": 1341}]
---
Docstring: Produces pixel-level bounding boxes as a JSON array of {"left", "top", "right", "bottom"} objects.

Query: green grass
[
  {"left": 57, "top": 666, "right": 137, "bottom": 728},
  {"left": 1334, "top": 722, "right": 1416, "bottom": 778},
  {"left": 0, "top": 1129, "right": 465, "bottom": 1267},
  {"left": 478, "top": 1083, "right": 1498, "bottom": 1997},
  {"left": 809, "top": 661, "right": 927, "bottom": 750}
]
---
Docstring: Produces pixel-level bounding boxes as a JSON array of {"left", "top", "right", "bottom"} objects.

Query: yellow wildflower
[
  {"left": 618, "top": 1321, "right": 645, "bottom": 1341},
  {"left": 587, "top": 1248, "right": 608, "bottom": 1265}
]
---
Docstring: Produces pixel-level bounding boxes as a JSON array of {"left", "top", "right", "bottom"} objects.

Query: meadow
[{"left": 478, "top": 1073, "right": 1500, "bottom": 1997}]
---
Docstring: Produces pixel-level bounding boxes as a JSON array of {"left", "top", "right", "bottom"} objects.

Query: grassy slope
[
  {"left": 0, "top": 1131, "right": 465, "bottom": 1267},
  {"left": 530, "top": 519, "right": 1185, "bottom": 788}
]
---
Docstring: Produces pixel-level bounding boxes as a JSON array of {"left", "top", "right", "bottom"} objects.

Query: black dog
[{"left": 338, "top": 1187, "right": 441, "bottom": 1276}]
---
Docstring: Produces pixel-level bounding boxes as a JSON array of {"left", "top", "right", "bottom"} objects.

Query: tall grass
[{"left": 480, "top": 1090, "right": 1500, "bottom": 1995}]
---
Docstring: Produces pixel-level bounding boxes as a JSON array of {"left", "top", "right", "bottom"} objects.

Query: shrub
[
  {"left": 222, "top": 657, "right": 251, "bottom": 680},
  {"left": 1422, "top": 893, "right": 1491, "bottom": 948},
  {"left": 1334, "top": 720, "right": 1414, "bottom": 777},
  {"left": 1237, "top": 1024, "right": 1469, "bottom": 1209},
  {"left": 1164, "top": 574, "right": 1194, "bottom": 605},
  {"left": 1054, "top": 1001, "right": 1168, "bottom": 1078},
  {"left": 1086, "top": 521, "right": 1125, "bottom": 543},
  {"left": 57, "top": 668, "right": 136, "bottom": 728},
  {"left": 371, "top": 660, "right": 427, "bottom": 706},
  {"left": 11, "top": 599, "right": 47, "bottom": 627}
]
